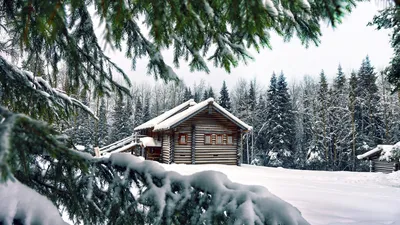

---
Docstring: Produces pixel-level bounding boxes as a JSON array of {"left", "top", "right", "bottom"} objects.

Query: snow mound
[
  {"left": 386, "top": 171, "right": 400, "bottom": 187},
  {"left": 107, "top": 153, "right": 310, "bottom": 225},
  {"left": 0, "top": 180, "right": 67, "bottom": 225}
]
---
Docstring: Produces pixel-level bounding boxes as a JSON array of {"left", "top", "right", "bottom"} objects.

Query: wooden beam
[
  {"left": 237, "top": 130, "right": 242, "bottom": 166},
  {"left": 170, "top": 131, "right": 175, "bottom": 164},
  {"left": 191, "top": 125, "right": 196, "bottom": 164}
]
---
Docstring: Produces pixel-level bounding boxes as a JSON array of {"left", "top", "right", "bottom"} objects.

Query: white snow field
[{"left": 162, "top": 164, "right": 400, "bottom": 225}]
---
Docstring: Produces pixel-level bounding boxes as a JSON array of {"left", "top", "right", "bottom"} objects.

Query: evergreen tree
[
  {"left": 248, "top": 81, "right": 257, "bottom": 111},
  {"left": 134, "top": 97, "right": 144, "bottom": 128},
  {"left": 70, "top": 91, "right": 96, "bottom": 151},
  {"left": 329, "top": 65, "right": 351, "bottom": 170},
  {"left": 308, "top": 71, "right": 329, "bottom": 169},
  {"left": 356, "top": 56, "right": 384, "bottom": 148},
  {"left": 183, "top": 87, "right": 193, "bottom": 102},
  {"left": 349, "top": 71, "right": 358, "bottom": 171},
  {"left": 194, "top": 92, "right": 201, "bottom": 103},
  {"left": 202, "top": 89, "right": 209, "bottom": 100},
  {"left": 97, "top": 98, "right": 110, "bottom": 147},
  {"left": 265, "top": 73, "right": 295, "bottom": 168},
  {"left": 218, "top": 81, "right": 232, "bottom": 111},
  {"left": 110, "top": 96, "right": 133, "bottom": 142},
  {"left": 370, "top": 6, "right": 400, "bottom": 90},
  {"left": 143, "top": 96, "right": 151, "bottom": 123},
  {"left": 208, "top": 87, "right": 215, "bottom": 99}
]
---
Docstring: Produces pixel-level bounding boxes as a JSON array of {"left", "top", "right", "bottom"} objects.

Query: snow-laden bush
[{"left": 106, "top": 154, "right": 310, "bottom": 225}]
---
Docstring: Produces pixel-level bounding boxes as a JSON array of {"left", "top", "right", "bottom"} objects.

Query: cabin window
[
  {"left": 216, "top": 134, "right": 223, "bottom": 145},
  {"left": 204, "top": 134, "right": 212, "bottom": 145},
  {"left": 227, "top": 135, "right": 233, "bottom": 145},
  {"left": 178, "top": 133, "right": 188, "bottom": 145}
]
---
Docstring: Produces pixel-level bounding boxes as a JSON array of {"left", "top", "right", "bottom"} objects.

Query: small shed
[{"left": 357, "top": 142, "right": 400, "bottom": 173}]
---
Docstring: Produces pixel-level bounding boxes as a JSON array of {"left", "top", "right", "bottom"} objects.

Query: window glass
[
  {"left": 179, "top": 134, "right": 187, "bottom": 144},
  {"left": 205, "top": 134, "right": 212, "bottom": 144},
  {"left": 216, "top": 135, "right": 223, "bottom": 144},
  {"left": 227, "top": 135, "right": 233, "bottom": 144}
]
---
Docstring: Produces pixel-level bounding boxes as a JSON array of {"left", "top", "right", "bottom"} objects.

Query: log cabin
[
  {"left": 130, "top": 98, "right": 253, "bottom": 165},
  {"left": 357, "top": 143, "right": 400, "bottom": 173}
]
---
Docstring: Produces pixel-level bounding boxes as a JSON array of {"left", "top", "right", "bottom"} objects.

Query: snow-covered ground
[{"left": 162, "top": 164, "right": 400, "bottom": 225}]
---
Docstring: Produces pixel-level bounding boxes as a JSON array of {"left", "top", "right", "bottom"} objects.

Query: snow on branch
[
  {"left": 0, "top": 179, "right": 67, "bottom": 225},
  {"left": 103, "top": 153, "right": 310, "bottom": 225},
  {"left": 0, "top": 56, "right": 97, "bottom": 120}
]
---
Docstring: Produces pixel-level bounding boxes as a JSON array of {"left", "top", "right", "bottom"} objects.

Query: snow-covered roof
[
  {"left": 357, "top": 142, "right": 400, "bottom": 161},
  {"left": 153, "top": 98, "right": 252, "bottom": 131},
  {"left": 134, "top": 99, "right": 195, "bottom": 131},
  {"left": 140, "top": 137, "right": 161, "bottom": 147}
]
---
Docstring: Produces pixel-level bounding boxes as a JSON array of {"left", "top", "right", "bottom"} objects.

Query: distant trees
[{"left": 60, "top": 58, "right": 398, "bottom": 173}]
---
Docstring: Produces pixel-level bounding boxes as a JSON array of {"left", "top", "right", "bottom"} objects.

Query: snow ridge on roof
[
  {"left": 357, "top": 144, "right": 398, "bottom": 160},
  {"left": 153, "top": 98, "right": 252, "bottom": 131},
  {"left": 134, "top": 99, "right": 195, "bottom": 131}
]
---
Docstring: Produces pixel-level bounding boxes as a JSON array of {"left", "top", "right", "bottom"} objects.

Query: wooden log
[
  {"left": 191, "top": 125, "right": 196, "bottom": 164},
  {"left": 170, "top": 131, "right": 175, "bottom": 164}
]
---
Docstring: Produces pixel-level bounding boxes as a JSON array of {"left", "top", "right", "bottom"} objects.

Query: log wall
[
  {"left": 162, "top": 133, "right": 171, "bottom": 163},
  {"left": 371, "top": 159, "right": 395, "bottom": 173},
  {"left": 173, "top": 108, "right": 240, "bottom": 165}
]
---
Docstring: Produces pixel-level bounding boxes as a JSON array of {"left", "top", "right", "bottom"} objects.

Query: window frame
[
  {"left": 227, "top": 135, "right": 234, "bottom": 145},
  {"left": 178, "top": 133, "right": 188, "bottom": 145},
  {"left": 204, "top": 134, "right": 212, "bottom": 145}
]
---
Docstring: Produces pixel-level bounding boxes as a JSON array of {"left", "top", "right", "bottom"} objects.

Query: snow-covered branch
[
  {"left": 0, "top": 55, "right": 97, "bottom": 120},
  {"left": 99, "top": 153, "right": 310, "bottom": 225}
]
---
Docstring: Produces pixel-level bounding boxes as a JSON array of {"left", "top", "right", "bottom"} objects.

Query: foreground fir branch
[
  {"left": 370, "top": 5, "right": 400, "bottom": 90},
  {"left": 0, "top": 0, "right": 365, "bottom": 86},
  {"left": 0, "top": 56, "right": 97, "bottom": 122}
]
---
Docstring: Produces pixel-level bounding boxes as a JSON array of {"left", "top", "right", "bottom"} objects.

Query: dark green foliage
[
  {"left": 265, "top": 73, "right": 295, "bottom": 167},
  {"left": 329, "top": 65, "right": 351, "bottom": 170},
  {"left": 218, "top": 81, "right": 231, "bottom": 111},
  {"left": 183, "top": 87, "right": 193, "bottom": 102},
  {"left": 202, "top": 89, "right": 209, "bottom": 101},
  {"left": 134, "top": 97, "right": 144, "bottom": 128},
  {"left": 143, "top": 96, "right": 151, "bottom": 123},
  {"left": 208, "top": 87, "right": 215, "bottom": 99},
  {"left": 97, "top": 98, "right": 110, "bottom": 147},
  {"left": 110, "top": 96, "right": 133, "bottom": 143},
  {"left": 315, "top": 70, "right": 329, "bottom": 169},
  {"left": 248, "top": 81, "right": 257, "bottom": 111},
  {"left": 355, "top": 56, "right": 384, "bottom": 147},
  {"left": 370, "top": 6, "right": 400, "bottom": 90}
]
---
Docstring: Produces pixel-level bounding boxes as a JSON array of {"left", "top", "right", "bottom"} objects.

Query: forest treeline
[{"left": 29, "top": 56, "right": 400, "bottom": 172}]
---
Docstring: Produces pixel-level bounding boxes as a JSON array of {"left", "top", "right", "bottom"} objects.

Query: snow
[
  {"left": 75, "top": 145, "right": 85, "bottom": 151},
  {"left": 357, "top": 143, "right": 400, "bottom": 161},
  {"left": 139, "top": 137, "right": 161, "bottom": 147},
  {"left": 0, "top": 180, "right": 67, "bottom": 225},
  {"left": 134, "top": 99, "right": 195, "bottom": 131},
  {"left": 162, "top": 163, "right": 400, "bottom": 225},
  {"left": 380, "top": 142, "right": 400, "bottom": 162},
  {"left": 105, "top": 153, "right": 309, "bottom": 224},
  {"left": 264, "top": 0, "right": 279, "bottom": 17},
  {"left": 154, "top": 98, "right": 252, "bottom": 131},
  {"left": 100, "top": 142, "right": 138, "bottom": 156}
]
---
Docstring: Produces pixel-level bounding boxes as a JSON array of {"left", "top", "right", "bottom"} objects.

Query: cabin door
[{"left": 145, "top": 147, "right": 162, "bottom": 162}]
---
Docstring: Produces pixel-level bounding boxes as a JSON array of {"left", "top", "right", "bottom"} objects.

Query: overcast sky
[{"left": 105, "top": 1, "right": 393, "bottom": 90}]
